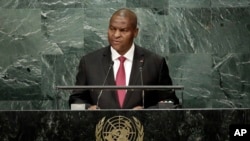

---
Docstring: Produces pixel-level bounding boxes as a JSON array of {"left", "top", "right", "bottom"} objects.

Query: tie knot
[{"left": 118, "top": 56, "right": 126, "bottom": 63}]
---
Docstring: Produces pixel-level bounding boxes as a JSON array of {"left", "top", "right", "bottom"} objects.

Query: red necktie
[{"left": 116, "top": 56, "right": 126, "bottom": 108}]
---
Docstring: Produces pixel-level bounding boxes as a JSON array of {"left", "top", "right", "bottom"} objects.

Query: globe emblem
[{"left": 96, "top": 116, "right": 143, "bottom": 141}]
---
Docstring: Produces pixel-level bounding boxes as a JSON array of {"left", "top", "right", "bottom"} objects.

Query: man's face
[{"left": 108, "top": 15, "right": 138, "bottom": 55}]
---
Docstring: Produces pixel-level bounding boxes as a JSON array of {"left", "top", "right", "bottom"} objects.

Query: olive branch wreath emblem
[{"left": 95, "top": 116, "right": 144, "bottom": 141}]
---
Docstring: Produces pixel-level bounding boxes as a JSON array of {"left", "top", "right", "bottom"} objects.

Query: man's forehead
[{"left": 109, "top": 12, "right": 137, "bottom": 29}]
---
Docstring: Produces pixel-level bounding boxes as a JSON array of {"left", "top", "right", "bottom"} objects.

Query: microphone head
[{"left": 139, "top": 57, "right": 144, "bottom": 68}]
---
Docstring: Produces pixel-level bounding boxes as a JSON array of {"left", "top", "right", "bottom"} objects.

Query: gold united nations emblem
[{"left": 95, "top": 115, "right": 144, "bottom": 141}]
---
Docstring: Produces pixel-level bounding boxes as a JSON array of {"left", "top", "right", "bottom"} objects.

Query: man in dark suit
[{"left": 69, "top": 8, "right": 179, "bottom": 109}]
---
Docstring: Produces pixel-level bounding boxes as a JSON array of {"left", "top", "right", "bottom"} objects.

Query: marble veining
[{"left": 0, "top": 0, "right": 249, "bottom": 110}]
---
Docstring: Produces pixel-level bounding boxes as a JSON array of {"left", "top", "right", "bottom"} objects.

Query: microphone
[
  {"left": 139, "top": 56, "right": 145, "bottom": 108},
  {"left": 96, "top": 61, "right": 114, "bottom": 109}
]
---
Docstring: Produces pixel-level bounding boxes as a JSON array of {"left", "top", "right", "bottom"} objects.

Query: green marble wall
[{"left": 0, "top": 0, "right": 250, "bottom": 110}]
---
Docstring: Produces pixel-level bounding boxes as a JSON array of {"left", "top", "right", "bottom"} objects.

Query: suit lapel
[
  {"left": 102, "top": 46, "right": 120, "bottom": 107},
  {"left": 123, "top": 45, "right": 145, "bottom": 107},
  {"left": 102, "top": 46, "right": 115, "bottom": 85},
  {"left": 129, "top": 45, "right": 144, "bottom": 86}
]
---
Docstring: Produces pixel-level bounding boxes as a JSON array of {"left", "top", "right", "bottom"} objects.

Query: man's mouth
[{"left": 113, "top": 40, "right": 121, "bottom": 44}]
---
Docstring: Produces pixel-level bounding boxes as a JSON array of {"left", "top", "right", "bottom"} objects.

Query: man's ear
[{"left": 134, "top": 28, "right": 139, "bottom": 38}]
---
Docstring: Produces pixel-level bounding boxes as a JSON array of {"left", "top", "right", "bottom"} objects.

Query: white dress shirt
[{"left": 111, "top": 44, "right": 135, "bottom": 86}]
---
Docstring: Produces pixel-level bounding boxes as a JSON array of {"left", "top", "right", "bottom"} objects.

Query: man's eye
[{"left": 120, "top": 29, "right": 127, "bottom": 32}]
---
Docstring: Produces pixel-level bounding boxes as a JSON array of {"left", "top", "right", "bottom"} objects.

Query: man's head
[{"left": 108, "top": 8, "right": 139, "bottom": 55}]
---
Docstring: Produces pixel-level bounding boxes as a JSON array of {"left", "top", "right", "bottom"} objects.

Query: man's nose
[{"left": 114, "top": 30, "right": 121, "bottom": 37}]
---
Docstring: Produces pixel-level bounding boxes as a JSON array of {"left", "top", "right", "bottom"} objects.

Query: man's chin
[{"left": 111, "top": 45, "right": 121, "bottom": 50}]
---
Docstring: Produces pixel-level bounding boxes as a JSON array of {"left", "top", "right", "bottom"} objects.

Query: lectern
[
  {"left": 1, "top": 86, "right": 249, "bottom": 140},
  {"left": 55, "top": 85, "right": 184, "bottom": 109},
  {"left": 1, "top": 109, "right": 249, "bottom": 140}
]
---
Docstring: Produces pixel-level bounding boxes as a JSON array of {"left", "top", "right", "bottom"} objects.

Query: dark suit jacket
[{"left": 69, "top": 45, "right": 179, "bottom": 109}]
